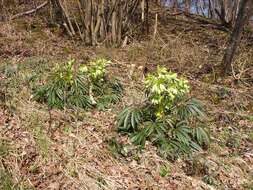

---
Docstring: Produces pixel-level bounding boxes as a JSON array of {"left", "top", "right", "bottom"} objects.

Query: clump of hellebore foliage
[
  {"left": 34, "top": 58, "right": 123, "bottom": 110},
  {"left": 79, "top": 58, "right": 108, "bottom": 82},
  {"left": 144, "top": 67, "right": 190, "bottom": 118},
  {"left": 117, "top": 66, "right": 209, "bottom": 160}
]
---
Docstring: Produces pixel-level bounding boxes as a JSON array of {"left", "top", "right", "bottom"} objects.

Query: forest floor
[{"left": 0, "top": 9, "right": 253, "bottom": 190}]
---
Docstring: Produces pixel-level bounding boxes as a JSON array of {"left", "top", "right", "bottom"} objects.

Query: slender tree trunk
[
  {"left": 0, "top": 0, "right": 3, "bottom": 12},
  {"left": 195, "top": 0, "right": 199, "bottom": 15},
  {"left": 200, "top": 0, "right": 206, "bottom": 16},
  {"left": 185, "top": 0, "right": 190, "bottom": 14},
  {"left": 117, "top": 1, "right": 122, "bottom": 43},
  {"left": 141, "top": 0, "right": 145, "bottom": 22},
  {"left": 50, "top": 0, "right": 142, "bottom": 46},
  {"left": 111, "top": 0, "right": 118, "bottom": 44},
  {"left": 145, "top": 0, "right": 149, "bottom": 34},
  {"left": 208, "top": 0, "right": 214, "bottom": 18},
  {"left": 231, "top": 0, "right": 240, "bottom": 26},
  {"left": 85, "top": 0, "right": 92, "bottom": 45},
  {"left": 217, "top": 0, "right": 228, "bottom": 26},
  {"left": 173, "top": 0, "right": 178, "bottom": 13},
  {"left": 221, "top": 0, "right": 252, "bottom": 75},
  {"left": 0, "top": 0, "right": 4, "bottom": 21}
]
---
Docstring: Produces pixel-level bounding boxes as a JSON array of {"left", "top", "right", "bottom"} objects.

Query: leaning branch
[{"left": 10, "top": 1, "right": 48, "bottom": 20}]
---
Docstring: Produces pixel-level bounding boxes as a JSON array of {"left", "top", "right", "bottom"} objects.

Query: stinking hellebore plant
[
  {"left": 34, "top": 58, "right": 123, "bottom": 110},
  {"left": 144, "top": 66, "right": 190, "bottom": 118},
  {"left": 117, "top": 66, "right": 209, "bottom": 160}
]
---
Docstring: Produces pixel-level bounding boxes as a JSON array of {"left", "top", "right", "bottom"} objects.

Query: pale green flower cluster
[
  {"left": 145, "top": 66, "right": 190, "bottom": 117},
  {"left": 52, "top": 59, "right": 75, "bottom": 84},
  {"left": 80, "top": 58, "right": 111, "bottom": 81},
  {"left": 51, "top": 58, "right": 110, "bottom": 85}
]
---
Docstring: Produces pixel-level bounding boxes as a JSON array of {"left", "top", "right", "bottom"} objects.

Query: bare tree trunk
[
  {"left": 60, "top": 0, "right": 75, "bottom": 35},
  {"left": 93, "top": 1, "right": 102, "bottom": 45},
  {"left": 221, "top": 0, "right": 252, "bottom": 75},
  {"left": 195, "top": 0, "right": 199, "bottom": 15},
  {"left": 0, "top": 0, "right": 3, "bottom": 13},
  {"left": 141, "top": 0, "right": 145, "bottom": 22},
  {"left": 208, "top": 0, "right": 214, "bottom": 18},
  {"left": 230, "top": 0, "right": 240, "bottom": 26},
  {"left": 200, "top": 0, "right": 206, "bottom": 16},
  {"left": 0, "top": 0, "right": 5, "bottom": 21},
  {"left": 173, "top": 0, "right": 178, "bottom": 13},
  {"left": 50, "top": 0, "right": 75, "bottom": 37},
  {"left": 50, "top": 0, "right": 142, "bottom": 46},
  {"left": 111, "top": 0, "right": 117, "bottom": 44},
  {"left": 145, "top": 0, "right": 149, "bottom": 34},
  {"left": 85, "top": 0, "right": 92, "bottom": 45},
  {"left": 185, "top": 0, "right": 190, "bottom": 14},
  {"left": 117, "top": 1, "right": 122, "bottom": 43},
  {"left": 216, "top": 0, "right": 228, "bottom": 26}
]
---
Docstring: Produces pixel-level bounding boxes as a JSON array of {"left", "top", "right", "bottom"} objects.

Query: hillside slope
[{"left": 0, "top": 10, "right": 253, "bottom": 190}]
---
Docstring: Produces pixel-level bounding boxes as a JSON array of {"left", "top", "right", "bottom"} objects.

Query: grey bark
[{"left": 222, "top": 0, "right": 252, "bottom": 75}]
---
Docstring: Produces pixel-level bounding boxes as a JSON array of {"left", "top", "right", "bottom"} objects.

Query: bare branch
[{"left": 10, "top": 1, "right": 48, "bottom": 20}]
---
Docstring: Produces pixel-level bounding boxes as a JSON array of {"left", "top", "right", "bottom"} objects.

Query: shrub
[
  {"left": 34, "top": 58, "right": 123, "bottom": 110},
  {"left": 117, "top": 66, "right": 209, "bottom": 160}
]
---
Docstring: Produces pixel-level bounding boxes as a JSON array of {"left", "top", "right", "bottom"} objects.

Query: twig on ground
[{"left": 10, "top": 1, "right": 48, "bottom": 20}]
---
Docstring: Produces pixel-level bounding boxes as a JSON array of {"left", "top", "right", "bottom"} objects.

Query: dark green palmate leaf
[
  {"left": 111, "top": 80, "right": 124, "bottom": 95},
  {"left": 117, "top": 106, "right": 144, "bottom": 132},
  {"left": 172, "top": 122, "right": 192, "bottom": 146},
  {"left": 34, "top": 80, "right": 65, "bottom": 109},
  {"left": 192, "top": 126, "right": 210, "bottom": 147},
  {"left": 131, "top": 121, "right": 167, "bottom": 146},
  {"left": 157, "top": 137, "right": 197, "bottom": 160},
  {"left": 67, "top": 76, "right": 92, "bottom": 109},
  {"left": 156, "top": 136, "right": 192, "bottom": 160},
  {"left": 97, "top": 80, "right": 124, "bottom": 110},
  {"left": 97, "top": 94, "right": 121, "bottom": 110},
  {"left": 72, "top": 75, "right": 89, "bottom": 94},
  {"left": 117, "top": 103, "right": 209, "bottom": 159},
  {"left": 92, "top": 82, "right": 105, "bottom": 96},
  {"left": 174, "top": 98, "right": 206, "bottom": 120},
  {"left": 34, "top": 74, "right": 91, "bottom": 109},
  {"left": 67, "top": 94, "right": 92, "bottom": 109}
]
